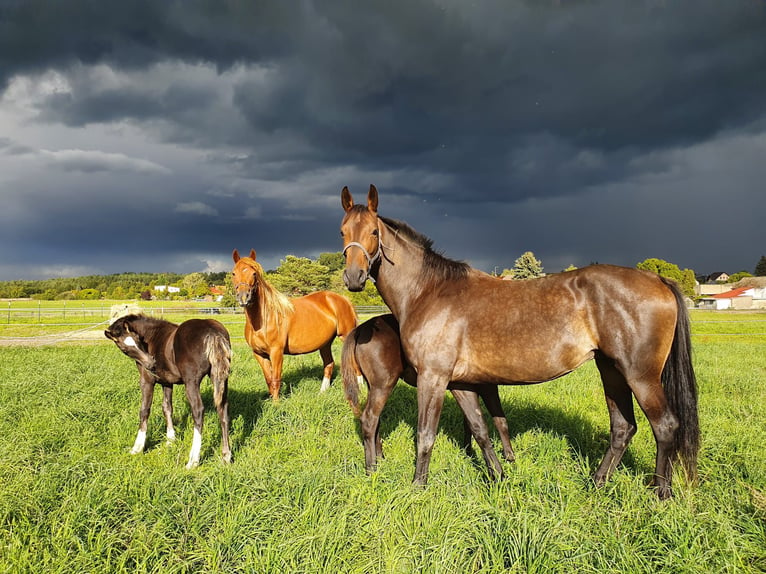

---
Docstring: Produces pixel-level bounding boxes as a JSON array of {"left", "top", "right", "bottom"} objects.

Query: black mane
[{"left": 380, "top": 216, "right": 470, "bottom": 283}]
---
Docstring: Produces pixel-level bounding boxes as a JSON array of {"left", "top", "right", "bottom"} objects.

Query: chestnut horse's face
[
  {"left": 231, "top": 248, "right": 259, "bottom": 307},
  {"left": 340, "top": 185, "right": 380, "bottom": 292}
]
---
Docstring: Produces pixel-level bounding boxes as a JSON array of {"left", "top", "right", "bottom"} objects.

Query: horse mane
[
  {"left": 379, "top": 216, "right": 470, "bottom": 283},
  {"left": 245, "top": 258, "right": 294, "bottom": 325}
]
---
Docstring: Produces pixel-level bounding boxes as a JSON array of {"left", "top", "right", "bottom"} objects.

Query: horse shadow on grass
[{"left": 359, "top": 382, "right": 651, "bottom": 484}]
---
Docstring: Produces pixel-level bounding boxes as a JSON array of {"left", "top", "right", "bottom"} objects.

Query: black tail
[
  {"left": 660, "top": 277, "right": 700, "bottom": 482},
  {"left": 205, "top": 333, "right": 232, "bottom": 409},
  {"left": 341, "top": 328, "right": 363, "bottom": 417}
]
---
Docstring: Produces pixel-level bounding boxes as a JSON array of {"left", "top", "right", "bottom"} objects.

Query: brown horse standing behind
[
  {"left": 232, "top": 249, "right": 357, "bottom": 400},
  {"left": 342, "top": 313, "right": 516, "bottom": 475},
  {"left": 105, "top": 314, "right": 232, "bottom": 469}
]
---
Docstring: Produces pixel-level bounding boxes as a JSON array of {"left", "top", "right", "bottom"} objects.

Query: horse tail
[
  {"left": 660, "top": 277, "right": 700, "bottom": 483},
  {"left": 206, "top": 332, "right": 232, "bottom": 409},
  {"left": 341, "top": 328, "right": 363, "bottom": 417}
]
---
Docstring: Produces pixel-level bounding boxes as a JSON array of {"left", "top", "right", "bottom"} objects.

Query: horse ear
[
  {"left": 232, "top": 249, "right": 240, "bottom": 263},
  {"left": 249, "top": 249, "right": 257, "bottom": 260},
  {"left": 341, "top": 186, "right": 354, "bottom": 212},
  {"left": 367, "top": 184, "right": 378, "bottom": 214}
]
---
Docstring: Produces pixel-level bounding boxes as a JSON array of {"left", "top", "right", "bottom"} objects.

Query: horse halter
[{"left": 342, "top": 237, "right": 382, "bottom": 269}]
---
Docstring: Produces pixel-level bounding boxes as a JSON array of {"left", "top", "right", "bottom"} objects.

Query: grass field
[{"left": 0, "top": 312, "right": 764, "bottom": 572}]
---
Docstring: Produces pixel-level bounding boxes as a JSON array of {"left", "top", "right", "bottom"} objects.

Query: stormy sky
[{"left": 1, "top": 0, "right": 765, "bottom": 281}]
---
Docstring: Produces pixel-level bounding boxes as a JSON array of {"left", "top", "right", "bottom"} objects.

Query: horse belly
[{"left": 452, "top": 324, "right": 596, "bottom": 384}]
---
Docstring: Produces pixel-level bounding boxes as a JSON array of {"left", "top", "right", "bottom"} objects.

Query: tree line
[{"left": 2, "top": 253, "right": 764, "bottom": 305}]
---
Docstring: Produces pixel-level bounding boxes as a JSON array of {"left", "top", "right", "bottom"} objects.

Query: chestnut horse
[
  {"left": 340, "top": 185, "right": 699, "bottom": 499},
  {"left": 342, "top": 313, "right": 515, "bottom": 474},
  {"left": 232, "top": 249, "right": 357, "bottom": 400},
  {"left": 105, "top": 314, "right": 232, "bottom": 469}
]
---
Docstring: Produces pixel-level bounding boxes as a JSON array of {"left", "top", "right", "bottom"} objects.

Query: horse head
[
  {"left": 105, "top": 315, "right": 156, "bottom": 372},
  {"left": 340, "top": 184, "right": 381, "bottom": 292},
  {"left": 231, "top": 248, "right": 261, "bottom": 307}
]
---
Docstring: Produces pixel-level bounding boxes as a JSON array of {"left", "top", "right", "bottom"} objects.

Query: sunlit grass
[{"left": 0, "top": 333, "right": 764, "bottom": 572}]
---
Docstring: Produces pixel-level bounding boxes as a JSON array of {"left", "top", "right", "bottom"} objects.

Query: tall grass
[{"left": 0, "top": 329, "right": 764, "bottom": 572}]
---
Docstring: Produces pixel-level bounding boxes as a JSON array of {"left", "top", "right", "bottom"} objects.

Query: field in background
[{"left": 0, "top": 310, "right": 764, "bottom": 572}]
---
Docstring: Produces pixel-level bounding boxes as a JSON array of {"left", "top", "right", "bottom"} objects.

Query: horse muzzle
[
  {"left": 343, "top": 266, "right": 368, "bottom": 292},
  {"left": 235, "top": 290, "right": 252, "bottom": 306}
]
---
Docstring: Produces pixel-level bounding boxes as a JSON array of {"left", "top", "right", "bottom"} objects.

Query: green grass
[{"left": 0, "top": 330, "right": 764, "bottom": 573}]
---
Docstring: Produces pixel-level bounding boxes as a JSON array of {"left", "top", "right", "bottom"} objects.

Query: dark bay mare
[
  {"left": 232, "top": 249, "right": 357, "bottom": 400},
  {"left": 105, "top": 314, "right": 232, "bottom": 469},
  {"left": 342, "top": 313, "right": 515, "bottom": 474},
  {"left": 340, "top": 185, "right": 699, "bottom": 499}
]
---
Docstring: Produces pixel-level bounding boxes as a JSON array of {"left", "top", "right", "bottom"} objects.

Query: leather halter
[{"left": 342, "top": 238, "right": 382, "bottom": 268}]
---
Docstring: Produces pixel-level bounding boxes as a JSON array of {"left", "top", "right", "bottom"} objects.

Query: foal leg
[
  {"left": 477, "top": 385, "right": 515, "bottom": 463},
  {"left": 593, "top": 357, "right": 638, "bottom": 487},
  {"left": 213, "top": 375, "right": 232, "bottom": 464},
  {"left": 184, "top": 380, "right": 205, "bottom": 469},
  {"left": 131, "top": 375, "right": 154, "bottom": 454},
  {"left": 161, "top": 384, "right": 176, "bottom": 443},
  {"left": 451, "top": 389, "right": 504, "bottom": 481},
  {"left": 319, "top": 343, "right": 335, "bottom": 392},
  {"left": 360, "top": 374, "right": 399, "bottom": 472}
]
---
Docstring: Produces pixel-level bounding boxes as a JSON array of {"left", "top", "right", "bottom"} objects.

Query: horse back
[
  {"left": 402, "top": 264, "right": 679, "bottom": 383},
  {"left": 284, "top": 291, "right": 357, "bottom": 353},
  {"left": 173, "top": 319, "right": 231, "bottom": 377}
]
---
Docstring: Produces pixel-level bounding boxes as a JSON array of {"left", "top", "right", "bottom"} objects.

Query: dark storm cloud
[{"left": 0, "top": 0, "right": 765, "bottom": 279}]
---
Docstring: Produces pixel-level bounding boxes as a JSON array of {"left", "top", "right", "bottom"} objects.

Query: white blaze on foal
[{"left": 123, "top": 335, "right": 138, "bottom": 347}]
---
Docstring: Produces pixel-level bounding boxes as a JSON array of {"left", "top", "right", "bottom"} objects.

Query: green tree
[
  {"left": 269, "top": 256, "right": 331, "bottom": 296},
  {"left": 510, "top": 251, "right": 544, "bottom": 280},
  {"left": 636, "top": 258, "right": 696, "bottom": 299},
  {"left": 182, "top": 273, "right": 210, "bottom": 298},
  {"left": 318, "top": 252, "right": 345, "bottom": 272},
  {"left": 755, "top": 256, "right": 766, "bottom": 276},
  {"left": 727, "top": 271, "right": 752, "bottom": 283}
]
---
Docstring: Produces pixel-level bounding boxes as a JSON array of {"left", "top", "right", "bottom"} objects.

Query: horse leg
[
  {"left": 360, "top": 373, "right": 399, "bottom": 472},
  {"left": 629, "top": 376, "right": 679, "bottom": 499},
  {"left": 161, "top": 384, "right": 176, "bottom": 443},
  {"left": 477, "top": 385, "right": 515, "bottom": 463},
  {"left": 594, "top": 357, "right": 638, "bottom": 487},
  {"left": 254, "top": 353, "right": 278, "bottom": 401},
  {"left": 268, "top": 349, "right": 285, "bottom": 400},
  {"left": 451, "top": 389, "right": 504, "bottom": 481},
  {"left": 319, "top": 343, "right": 335, "bottom": 392},
  {"left": 184, "top": 380, "right": 205, "bottom": 469},
  {"left": 413, "top": 372, "right": 450, "bottom": 486},
  {"left": 131, "top": 374, "right": 154, "bottom": 454},
  {"left": 213, "top": 374, "right": 232, "bottom": 464}
]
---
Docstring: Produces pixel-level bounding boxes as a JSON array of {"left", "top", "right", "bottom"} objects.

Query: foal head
[
  {"left": 105, "top": 315, "right": 156, "bottom": 372},
  {"left": 231, "top": 248, "right": 262, "bottom": 307},
  {"left": 340, "top": 184, "right": 381, "bottom": 292}
]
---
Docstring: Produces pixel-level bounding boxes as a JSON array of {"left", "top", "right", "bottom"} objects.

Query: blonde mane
[{"left": 246, "top": 259, "right": 294, "bottom": 327}]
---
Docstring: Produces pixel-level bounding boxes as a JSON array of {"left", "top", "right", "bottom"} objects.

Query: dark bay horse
[
  {"left": 105, "top": 314, "right": 232, "bottom": 469},
  {"left": 340, "top": 185, "right": 699, "bottom": 499},
  {"left": 342, "top": 313, "right": 515, "bottom": 475},
  {"left": 232, "top": 249, "right": 358, "bottom": 400}
]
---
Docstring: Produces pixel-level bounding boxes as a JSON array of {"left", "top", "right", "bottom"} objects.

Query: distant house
[
  {"left": 705, "top": 272, "right": 730, "bottom": 283},
  {"left": 698, "top": 285, "right": 766, "bottom": 310},
  {"left": 154, "top": 285, "right": 181, "bottom": 294}
]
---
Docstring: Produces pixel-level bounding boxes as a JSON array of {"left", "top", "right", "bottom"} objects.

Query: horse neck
[
  {"left": 373, "top": 220, "right": 431, "bottom": 319},
  {"left": 244, "top": 275, "right": 292, "bottom": 333},
  {"left": 132, "top": 317, "right": 175, "bottom": 355}
]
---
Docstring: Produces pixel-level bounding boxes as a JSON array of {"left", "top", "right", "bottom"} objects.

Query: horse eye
[{"left": 372, "top": 229, "right": 379, "bottom": 236}]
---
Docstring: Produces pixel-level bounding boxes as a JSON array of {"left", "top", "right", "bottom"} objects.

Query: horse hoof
[
  {"left": 129, "top": 448, "right": 142, "bottom": 455},
  {"left": 185, "top": 461, "right": 199, "bottom": 470}
]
